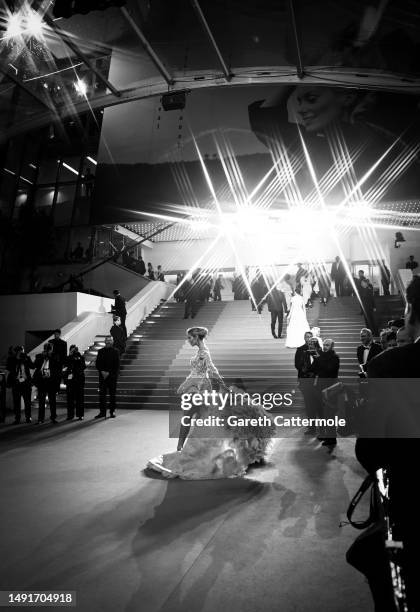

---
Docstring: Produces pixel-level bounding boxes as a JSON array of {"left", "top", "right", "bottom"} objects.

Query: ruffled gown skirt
[{"left": 147, "top": 406, "right": 274, "bottom": 480}]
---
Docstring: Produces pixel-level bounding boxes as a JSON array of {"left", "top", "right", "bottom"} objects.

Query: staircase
[
  {"left": 80, "top": 295, "right": 384, "bottom": 411},
  {"left": 375, "top": 295, "right": 405, "bottom": 330},
  {"left": 317, "top": 296, "right": 366, "bottom": 383}
]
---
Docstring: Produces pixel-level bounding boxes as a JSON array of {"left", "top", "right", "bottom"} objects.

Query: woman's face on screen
[{"left": 294, "top": 86, "right": 349, "bottom": 132}]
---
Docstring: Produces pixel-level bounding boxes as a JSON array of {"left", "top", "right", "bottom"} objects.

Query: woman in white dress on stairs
[
  {"left": 146, "top": 326, "right": 275, "bottom": 480},
  {"left": 285, "top": 287, "right": 311, "bottom": 348}
]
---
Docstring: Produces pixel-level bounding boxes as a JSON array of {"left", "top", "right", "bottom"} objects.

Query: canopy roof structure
[{"left": 1, "top": 0, "right": 420, "bottom": 143}]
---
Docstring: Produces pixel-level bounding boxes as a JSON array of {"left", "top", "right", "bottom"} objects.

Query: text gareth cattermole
[{"left": 180, "top": 390, "right": 293, "bottom": 411}]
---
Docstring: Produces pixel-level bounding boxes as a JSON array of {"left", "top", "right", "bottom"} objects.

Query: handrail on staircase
[
  {"left": 55, "top": 221, "right": 176, "bottom": 292},
  {"left": 394, "top": 269, "right": 412, "bottom": 304}
]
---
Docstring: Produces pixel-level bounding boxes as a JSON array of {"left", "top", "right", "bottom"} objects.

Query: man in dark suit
[
  {"left": 50, "top": 329, "right": 67, "bottom": 367},
  {"left": 112, "top": 290, "right": 127, "bottom": 337},
  {"left": 405, "top": 255, "right": 418, "bottom": 271},
  {"left": 355, "top": 276, "right": 420, "bottom": 610},
  {"left": 32, "top": 343, "right": 62, "bottom": 424},
  {"left": 356, "top": 328, "right": 382, "bottom": 377},
  {"left": 138, "top": 257, "right": 146, "bottom": 276},
  {"left": 7, "top": 346, "right": 33, "bottom": 424},
  {"left": 359, "top": 279, "right": 378, "bottom": 335},
  {"left": 331, "top": 256, "right": 346, "bottom": 297},
  {"left": 380, "top": 259, "right": 391, "bottom": 296},
  {"left": 50, "top": 329, "right": 67, "bottom": 393},
  {"left": 183, "top": 274, "right": 200, "bottom": 319},
  {"left": 294, "top": 331, "right": 317, "bottom": 434},
  {"left": 95, "top": 336, "right": 120, "bottom": 419},
  {"left": 63, "top": 345, "right": 86, "bottom": 420},
  {"left": 267, "top": 285, "right": 288, "bottom": 338}
]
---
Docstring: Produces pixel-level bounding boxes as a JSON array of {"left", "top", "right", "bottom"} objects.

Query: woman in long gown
[
  {"left": 146, "top": 326, "right": 275, "bottom": 480},
  {"left": 285, "top": 288, "right": 311, "bottom": 348}
]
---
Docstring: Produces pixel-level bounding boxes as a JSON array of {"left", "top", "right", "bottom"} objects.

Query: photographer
[
  {"left": 63, "top": 345, "right": 86, "bottom": 421},
  {"left": 294, "top": 331, "right": 317, "bottom": 434},
  {"left": 7, "top": 346, "right": 34, "bottom": 424},
  {"left": 309, "top": 338, "right": 340, "bottom": 448},
  {"left": 32, "top": 343, "right": 61, "bottom": 424}
]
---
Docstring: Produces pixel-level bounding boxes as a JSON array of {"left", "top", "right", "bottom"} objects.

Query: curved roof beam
[
  {"left": 2, "top": 66, "right": 420, "bottom": 143},
  {"left": 190, "top": 0, "right": 232, "bottom": 81},
  {"left": 120, "top": 6, "right": 173, "bottom": 86}
]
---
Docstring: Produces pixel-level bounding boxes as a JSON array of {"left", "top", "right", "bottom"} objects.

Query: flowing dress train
[{"left": 146, "top": 346, "right": 275, "bottom": 479}]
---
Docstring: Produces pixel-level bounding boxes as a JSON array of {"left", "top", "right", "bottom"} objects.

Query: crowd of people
[
  {"left": 120, "top": 250, "right": 165, "bottom": 281},
  {"left": 0, "top": 289, "right": 130, "bottom": 425},
  {"left": 293, "top": 314, "right": 413, "bottom": 450}
]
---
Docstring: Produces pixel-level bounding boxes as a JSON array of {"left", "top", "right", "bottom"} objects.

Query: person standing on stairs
[
  {"left": 294, "top": 331, "right": 316, "bottom": 435},
  {"left": 356, "top": 328, "right": 382, "bottom": 377},
  {"left": 285, "top": 287, "right": 310, "bottom": 348},
  {"left": 330, "top": 256, "right": 346, "bottom": 298},
  {"left": 112, "top": 290, "right": 127, "bottom": 338},
  {"left": 110, "top": 316, "right": 126, "bottom": 355},
  {"left": 250, "top": 270, "right": 266, "bottom": 313},
  {"left": 267, "top": 284, "right": 288, "bottom": 338},
  {"left": 183, "top": 274, "right": 200, "bottom": 319},
  {"left": 316, "top": 265, "right": 330, "bottom": 305},
  {"left": 380, "top": 259, "right": 391, "bottom": 296},
  {"left": 309, "top": 338, "right": 340, "bottom": 449},
  {"left": 95, "top": 336, "right": 120, "bottom": 419},
  {"left": 213, "top": 274, "right": 224, "bottom": 301},
  {"left": 359, "top": 279, "right": 378, "bottom": 335}
]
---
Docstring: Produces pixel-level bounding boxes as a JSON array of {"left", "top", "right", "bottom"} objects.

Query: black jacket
[
  {"left": 355, "top": 341, "right": 420, "bottom": 586},
  {"left": 331, "top": 261, "right": 345, "bottom": 280},
  {"left": 96, "top": 346, "right": 120, "bottom": 377},
  {"left": 6, "top": 355, "right": 33, "bottom": 387},
  {"left": 64, "top": 353, "right": 86, "bottom": 383},
  {"left": 310, "top": 351, "right": 340, "bottom": 389},
  {"left": 356, "top": 342, "right": 382, "bottom": 365},
  {"left": 32, "top": 352, "right": 62, "bottom": 387},
  {"left": 184, "top": 279, "right": 200, "bottom": 302},
  {"left": 50, "top": 338, "right": 68, "bottom": 365},
  {"left": 113, "top": 294, "right": 127, "bottom": 317},
  {"left": 267, "top": 288, "right": 287, "bottom": 312},
  {"left": 294, "top": 344, "right": 313, "bottom": 378},
  {"left": 110, "top": 325, "right": 126, "bottom": 353}
]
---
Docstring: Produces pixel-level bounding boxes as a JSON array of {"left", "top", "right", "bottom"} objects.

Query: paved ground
[{"left": 0, "top": 410, "right": 372, "bottom": 612}]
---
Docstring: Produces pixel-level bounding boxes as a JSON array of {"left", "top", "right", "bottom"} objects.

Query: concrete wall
[
  {"left": 1, "top": 281, "right": 175, "bottom": 360},
  {"left": 0, "top": 293, "right": 113, "bottom": 356}
]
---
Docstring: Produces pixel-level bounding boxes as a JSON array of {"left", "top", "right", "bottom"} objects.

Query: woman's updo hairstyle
[{"left": 187, "top": 326, "right": 208, "bottom": 340}]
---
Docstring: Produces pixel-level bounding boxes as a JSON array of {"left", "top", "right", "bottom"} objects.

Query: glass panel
[{"left": 54, "top": 184, "right": 76, "bottom": 226}]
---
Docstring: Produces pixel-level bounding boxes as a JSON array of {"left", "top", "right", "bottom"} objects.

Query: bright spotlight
[
  {"left": 346, "top": 202, "right": 372, "bottom": 219},
  {"left": 26, "top": 10, "right": 43, "bottom": 37},
  {"left": 189, "top": 219, "right": 211, "bottom": 232},
  {"left": 74, "top": 79, "right": 88, "bottom": 97},
  {"left": 6, "top": 13, "right": 23, "bottom": 38}
]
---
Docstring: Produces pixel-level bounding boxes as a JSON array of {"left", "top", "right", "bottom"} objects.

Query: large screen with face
[{"left": 92, "top": 84, "right": 420, "bottom": 224}]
